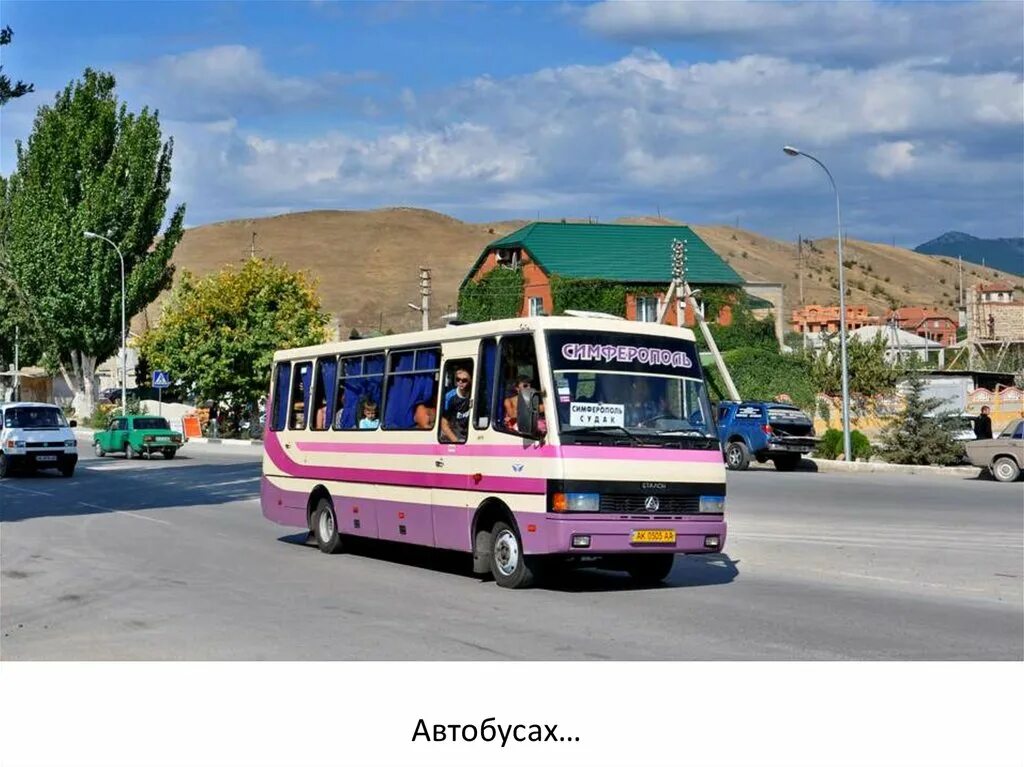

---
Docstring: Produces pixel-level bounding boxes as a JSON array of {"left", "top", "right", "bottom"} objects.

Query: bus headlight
[
  {"left": 700, "top": 496, "right": 725, "bottom": 514},
  {"left": 552, "top": 492, "right": 600, "bottom": 512},
  {"left": 64, "top": 439, "right": 76, "bottom": 447}
]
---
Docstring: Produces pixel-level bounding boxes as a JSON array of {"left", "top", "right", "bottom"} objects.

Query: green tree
[
  {"left": 1, "top": 69, "right": 184, "bottom": 413},
  {"left": 137, "top": 258, "right": 330, "bottom": 415},
  {"left": 879, "top": 376, "right": 965, "bottom": 466},
  {"left": 0, "top": 27, "right": 34, "bottom": 105},
  {"left": 809, "top": 334, "right": 902, "bottom": 400}
]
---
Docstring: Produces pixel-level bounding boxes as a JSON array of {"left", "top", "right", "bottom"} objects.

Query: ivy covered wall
[{"left": 457, "top": 267, "right": 525, "bottom": 323}]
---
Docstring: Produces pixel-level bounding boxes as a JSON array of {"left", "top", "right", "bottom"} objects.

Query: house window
[
  {"left": 528, "top": 296, "right": 543, "bottom": 316},
  {"left": 636, "top": 296, "right": 658, "bottom": 322}
]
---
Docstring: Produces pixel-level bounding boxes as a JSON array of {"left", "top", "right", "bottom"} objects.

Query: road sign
[{"left": 152, "top": 370, "right": 171, "bottom": 389}]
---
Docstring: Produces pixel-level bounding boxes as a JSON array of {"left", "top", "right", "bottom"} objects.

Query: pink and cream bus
[{"left": 261, "top": 316, "right": 726, "bottom": 588}]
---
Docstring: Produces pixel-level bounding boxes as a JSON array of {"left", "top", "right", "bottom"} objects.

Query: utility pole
[
  {"left": 407, "top": 267, "right": 431, "bottom": 331},
  {"left": 797, "top": 234, "right": 804, "bottom": 305},
  {"left": 658, "top": 239, "right": 740, "bottom": 400},
  {"left": 13, "top": 325, "right": 19, "bottom": 401},
  {"left": 249, "top": 231, "right": 258, "bottom": 258}
]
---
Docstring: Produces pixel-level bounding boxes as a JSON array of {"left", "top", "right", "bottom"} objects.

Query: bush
[
  {"left": 815, "top": 428, "right": 873, "bottom": 460},
  {"left": 705, "top": 348, "right": 816, "bottom": 411}
]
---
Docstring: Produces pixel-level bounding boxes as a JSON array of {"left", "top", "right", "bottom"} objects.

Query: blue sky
[{"left": 2, "top": 1, "right": 1022, "bottom": 247}]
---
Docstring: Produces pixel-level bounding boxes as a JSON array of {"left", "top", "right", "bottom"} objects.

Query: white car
[{"left": 0, "top": 402, "right": 79, "bottom": 478}]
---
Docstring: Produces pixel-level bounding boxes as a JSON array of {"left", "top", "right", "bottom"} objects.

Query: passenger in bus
[
  {"left": 440, "top": 367, "right": 472, "bottom": 442},
  {"left": 359, "top": 400, "right": 380, "bottom": 430},
  {"left": 503, "top": 375, "right": 532, "bottom": 430},
  {"left": 413, "top": 401, "right": 436, "bottom": 430}
]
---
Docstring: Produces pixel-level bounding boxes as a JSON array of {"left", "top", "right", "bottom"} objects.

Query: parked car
[
  {"left": 0, "top": 401, "right": 79, "bottom": 478},
  {"left": 716, "top": 401, "right": 819, "bottom": 471},
  {"left": 93, "top": 414, "right": 184, "bottom": 460},
  {"left": 965, "top": 418, "right": 1024, "bottom": 482}
]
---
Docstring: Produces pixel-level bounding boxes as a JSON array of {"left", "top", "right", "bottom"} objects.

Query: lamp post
[
  {"left": 83, "top": 231, "right": 127, "bottom": 416},
  {"left": 783, "top": 146, "right": 852, "bottom": 461}
]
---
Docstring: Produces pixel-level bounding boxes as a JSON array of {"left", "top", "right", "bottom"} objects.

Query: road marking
[
  {"left": 188, "top": 478, "right": 260, "bottom": 489},
  {"left": 738, "top": 532, "right": 1022, "bottom": 552},
  {"left": 118, "top": 511, "right": 171, "bottom": 526},
  {"left": 0, "top": 484, "right": 53, "bottom": 496},
  {"left": 75, "top": 501, "right": 171, "bottom": 526}
]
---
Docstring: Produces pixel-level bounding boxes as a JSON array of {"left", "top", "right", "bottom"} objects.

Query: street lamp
[
  {"left": 83, "top": 231, "right": 127, "bottom": 416},
  {"left": 783, "top": 145, "right": 852, "bottom": 461}
]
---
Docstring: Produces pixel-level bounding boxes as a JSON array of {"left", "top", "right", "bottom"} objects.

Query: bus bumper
[{"left": 519, "top": 514, "right": 727, "bottom": 556}]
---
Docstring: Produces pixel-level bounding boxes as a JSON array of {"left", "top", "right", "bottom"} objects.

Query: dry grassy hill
[
  {"left": 143, "top": 208, "right": 1022, "bottom": 335},
  {"left": 141, "top": 208, "right": 527, "bottom": 336}
]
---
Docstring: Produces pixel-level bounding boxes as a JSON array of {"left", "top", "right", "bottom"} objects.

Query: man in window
[{"left": 440, "top": 366, "right": 472, "bottom": 443}]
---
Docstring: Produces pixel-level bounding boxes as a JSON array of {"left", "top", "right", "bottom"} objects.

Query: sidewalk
[{"left": 808, "top": 457, "right": 981, "bottom": 478}]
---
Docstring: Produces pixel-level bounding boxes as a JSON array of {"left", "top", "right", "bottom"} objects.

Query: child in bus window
[{"left": 359, "top": 400, "right": 380, "bottom": 429}]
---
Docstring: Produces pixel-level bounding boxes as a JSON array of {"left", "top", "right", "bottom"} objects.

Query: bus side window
[
  {"left": 310, "top": 356, "right": 337, "bottom": 431},
  {"left": 270, "top": 362, "right": 291, "bottom": 432},
  {"left": 383, "top": 347, "right": 440, "bottom": 430},
  {"left": 439, "top": 359, "right": 473, "bottom": 444},
  {"left": 289, "top": 362, "right": 312, "bottom": 430},
  {"left": 474, "top": 338, "right": 497, "bottom": 429},
  {"left": 496, "top": 335, "right": 540, "bottom": 434}
]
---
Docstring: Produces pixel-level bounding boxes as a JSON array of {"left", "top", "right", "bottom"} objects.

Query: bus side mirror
[
  {"left": 69, "top": 419, "right": 77, "bottom": 428},
  {"left": 516, "top": 387, "right": 544, "bottom": 441}
]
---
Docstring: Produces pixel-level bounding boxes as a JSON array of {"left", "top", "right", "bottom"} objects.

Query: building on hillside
[
  {"left": 966, "top": 282, "right": 1024, "bottom": 342},
  {"left": 883, "top": 306, "right": 958, "bottom": 347},
  {"left": 791, "top": 304, "right": 877, "bottom": 334},
  {"left": 459, "top": 222, "right": 749, "bottom": 327},
  {"left": 805, "top": 324, "right": 946, "bottom": 366}
]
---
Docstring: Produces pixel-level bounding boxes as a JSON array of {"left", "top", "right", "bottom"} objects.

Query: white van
[{"left": 0, "top": 402, "right": 79, "bottom": 478}]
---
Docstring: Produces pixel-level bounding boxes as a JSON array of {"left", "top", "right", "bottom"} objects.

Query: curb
[
  {"left": 809, "top": 458, "right": 981, "bottom": 478},
  {"left": 187, "top": 437, "right": 263, "bottom": 448}
]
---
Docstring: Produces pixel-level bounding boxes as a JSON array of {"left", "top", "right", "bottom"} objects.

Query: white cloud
[
  {"left": 582, "top": 1, "right": 1024, "bottom": 71},
  {"left": 867, "top": 141, "right": 916, "bottom": 178},
  {"left": 117, "top": 45, "right": 376, "bottom": 121},
  {"left": 148, "top": 47, "right": 1021, "bottom": 243}
]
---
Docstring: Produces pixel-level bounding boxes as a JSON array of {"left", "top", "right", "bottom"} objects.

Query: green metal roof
[{"left": 464, "top": 222, "right": 744, "bottom": 287}]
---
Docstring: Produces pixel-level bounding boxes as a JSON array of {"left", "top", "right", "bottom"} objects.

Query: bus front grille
[{"left": 598, "top": 495, "right": 701, "bottom": 515}]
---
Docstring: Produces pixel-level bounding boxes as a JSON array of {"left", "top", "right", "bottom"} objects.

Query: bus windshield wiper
[
  {"left": 561, "top": 425, "right": 644, "bottom": 446},
  {"left": 656, "top": 428, "right": 708, "bottom": 437}
]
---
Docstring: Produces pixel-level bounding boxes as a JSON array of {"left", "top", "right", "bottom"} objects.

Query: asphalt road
[{"left": 1, "top": 442, "right": 1021, "bottom": 660}]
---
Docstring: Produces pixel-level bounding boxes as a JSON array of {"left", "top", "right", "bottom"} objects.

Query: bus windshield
[{"left": 546, "top": 330, "right": 715, "bottom": 442}]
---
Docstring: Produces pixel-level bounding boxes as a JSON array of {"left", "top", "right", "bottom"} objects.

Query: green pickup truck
[{"left": 94, "top": 415, "right": 184, "bottom": 460}]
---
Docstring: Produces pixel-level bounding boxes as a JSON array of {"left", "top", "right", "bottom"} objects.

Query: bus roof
[{"left": 273, "top": 316, "right": 699, "bottom": 361}]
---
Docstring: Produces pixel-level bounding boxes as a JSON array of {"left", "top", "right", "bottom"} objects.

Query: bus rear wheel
[
  {"left": 312, "top": 498, "right": 343, "bottom": 554},
  {"left": 490, "top": 521, "right": 536, "bottom": 589}
]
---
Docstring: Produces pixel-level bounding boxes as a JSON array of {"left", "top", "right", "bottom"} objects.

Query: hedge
[{"left": 705, "top": 348, "right": 816, "bottom": 411}]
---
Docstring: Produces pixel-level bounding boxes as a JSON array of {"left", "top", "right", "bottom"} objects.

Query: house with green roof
[{"left": 459, "top": 221, "right": 745, "bottom": 325}]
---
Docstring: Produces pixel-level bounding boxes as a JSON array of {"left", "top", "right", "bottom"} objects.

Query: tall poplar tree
[{"left": 3, "top": 69, "right": 185, "bottom": 413}]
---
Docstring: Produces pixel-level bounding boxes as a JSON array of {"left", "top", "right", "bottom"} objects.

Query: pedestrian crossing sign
[{"left": 152, "top": 370, "right": 171, "bottom": 388}]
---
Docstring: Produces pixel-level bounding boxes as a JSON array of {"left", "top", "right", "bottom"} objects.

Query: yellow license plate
[{"left": 630, "top": 529, "right": 676, "bottom": 544}]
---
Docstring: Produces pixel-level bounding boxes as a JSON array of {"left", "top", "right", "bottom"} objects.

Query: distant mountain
[{"left": 914, "top": 231, "right": 1023, "bottom": 276}]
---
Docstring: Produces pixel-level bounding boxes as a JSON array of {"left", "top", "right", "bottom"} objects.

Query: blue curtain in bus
[
  {"left": 410, "top": 349, "right": 439, "bottom": 413},
  {"left": 339, "top": 357, "right": 362, "bottom": 429},
  {"left": 320, "top": 358, "right": 337, "bottom": 428},
  {"left": 300, "top": 363, "right": 312, "bottom": 413},
  {"left": 273, "top": 363, "right": 291, "bottom": 431},
  {"left": 480, "top": 340, "right": 496, "bottom": 422},
  {"left": 384, "top": 352, "right": 417, "bottom": 428},
  {"left": 363, "top": 355, "right": 384, "bottom": 418}
]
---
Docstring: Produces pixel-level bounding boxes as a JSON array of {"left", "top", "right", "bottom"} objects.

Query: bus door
[{"left": 433, "top": 340, "right": 481, "bottom": 549}]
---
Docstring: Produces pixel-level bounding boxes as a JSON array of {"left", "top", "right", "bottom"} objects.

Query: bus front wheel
[
  {"left": 313, "top": 498, "right": 343, "bottom": 554},
  {"left": 627, "top": 554, "right": 675, "bottom": 585},
  {"left": 490, "top": 521, "right": 535, "bottom": 589}
]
